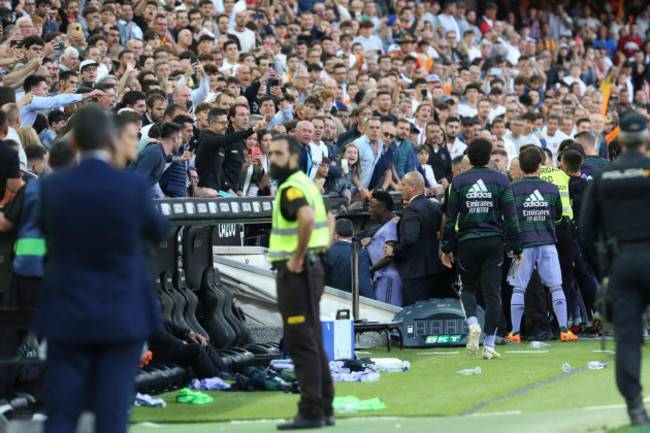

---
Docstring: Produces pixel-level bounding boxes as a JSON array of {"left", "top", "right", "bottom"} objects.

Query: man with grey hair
[
  {"left": 59, "top": 47, "right": 80, "bottom": 72},
  {"left": 509, "top": 157, "right": 521, "bottom": 181},
  {"left": 294, "top": 120, "right": 314, "bottom": 175}
]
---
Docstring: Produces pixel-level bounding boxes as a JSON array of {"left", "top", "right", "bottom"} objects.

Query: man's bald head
[{"left": 401, "top": 171, "right": 425, "bottom": 202}]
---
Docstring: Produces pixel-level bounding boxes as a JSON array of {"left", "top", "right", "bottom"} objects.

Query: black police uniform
[
  {"left": 274, "top": 169, "right": 334, "bottom": 430},
  {"left": 580, "top": 112, "right": 650, "bottom": 425}
]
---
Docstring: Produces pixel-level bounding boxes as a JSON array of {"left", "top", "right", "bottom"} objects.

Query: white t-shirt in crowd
[
  {"left": 542, "top": 129, "right": 570, "bottom": 161},
  {"left": 228, "top": 28, "right": 256, "bottom": 53}
]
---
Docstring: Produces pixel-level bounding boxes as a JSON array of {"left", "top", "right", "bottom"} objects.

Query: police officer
[
  {"left": 266, "top": 134, "right": 336, "bottom": 430},
  {"left": 581, "top": 112, "right": 650, "bottom": 426}
]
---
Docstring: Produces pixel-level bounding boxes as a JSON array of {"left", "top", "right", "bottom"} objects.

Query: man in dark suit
[
  {"left": 325, "top": 218, "right": 374, "bottom": 299},
  {"left": 33, "top": 105, "right": 169, "bottom": 433},
  {"left": 385, "top": 171, "right": 446, "bottom": 306}
]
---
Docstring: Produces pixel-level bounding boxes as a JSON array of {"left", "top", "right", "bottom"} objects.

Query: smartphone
[
  {"left": 9, "top": 40, "right": 17, "bottom": 48},
  {"left": 269, "top": 61, "right": 275, "bottom": 70},
  {"left": 420, "top": 89, "right": 427, "bottom": 98},
  {"left": 251, "top": 147, "right": 260, "bottom": 158},
  {"left": 186, "top": 101, "right": 193, "bottom": 111},
  {"left": 73, "top": 23, "right": 82, "bottom": 35},
  {"left": 190, "top": 56, "right": 198, "bottom": 64},
  {"left": 267, "top": 78, "right": 278, "bottom": 94},
  {"left": 57, "top": 42, "right": 65, "bottom": 50},
  {"left": 490, "top": 68, "right": 502, "bottom": 75},
  {"left": 387, "top": 15, "right": 396, "bottom": 26},
  {"left": 341, "top": 159, "right": 349, "bottom": 171}
]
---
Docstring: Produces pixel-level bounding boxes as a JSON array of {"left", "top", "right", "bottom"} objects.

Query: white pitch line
[
  {"left": 230, "top": 419, "right": 286, "bottom": 424},
  {"left": 469, "top": 411, "right": 523, "bottom": 417},
  {"left": 583, "top": 404, "right": 626, "bottom": 411},
  {"left": 504, "top": 350, "right": 549, "bottom": 354},
  {"left": 416, "top": 351, "right": 460, "bottom": 355}
]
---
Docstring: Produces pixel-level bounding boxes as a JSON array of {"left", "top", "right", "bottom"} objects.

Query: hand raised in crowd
[
  {"left": 43, "top": 41, "right": 58, "bottom": 58},
  {"left": 270, "top": 85, "right": 283, "bottom": 101},
  {"left": 10, "top": 30, "right": 24, "bottom": 44},
  {"left": 253, "top": 119, "right": 268, "bottom": 132},
  {"left": 17, "top": 91, "right": 33, "bottom": 109},
  {"left": 179, "top": 149, "right": 195, "bottom": 162},
  {"left": 126, "top": 61, "right": 137, "bottom": 73},
  {"left": 28, "top": 56, "right": 43, "bottom": 70},
  {"left": 85, "top": 89, "right": 106, "bottom": 100},
  {"left": 192, "top": 61, "right": 206, "bottom": 77}
]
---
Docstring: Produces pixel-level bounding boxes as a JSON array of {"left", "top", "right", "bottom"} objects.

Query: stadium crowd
[{"left": 0, "top": 0, "right": 649, "bottom": 343}]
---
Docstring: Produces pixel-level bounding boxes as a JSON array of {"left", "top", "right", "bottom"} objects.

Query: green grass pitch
[{"left": 130, "top": 339, "right": 650, "bottom": 433}]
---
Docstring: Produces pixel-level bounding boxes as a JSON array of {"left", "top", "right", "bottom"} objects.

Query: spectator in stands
[
  {"left": 20, "top": 75, "right": 103, "bottom": 127},
  {"left": 38, "top": 110, "right": 68, "bottom": 149},
  {"left": 0, "top": 112, "right": 21, "bottom": 206},
  {"left": 127, "top": 121, "right": 184, "bottom": 198}
]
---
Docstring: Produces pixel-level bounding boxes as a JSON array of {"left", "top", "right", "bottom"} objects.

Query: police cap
[
  {"left": 619, "top": 111, "right": 648, "bottom": 146},
  {"left": 619, "top": 112, "right": 648, "bottom": 133}
]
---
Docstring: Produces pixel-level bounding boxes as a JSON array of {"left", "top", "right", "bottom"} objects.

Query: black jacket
[
  {"left": 221, "top": 126, "right": 252, "bottom": 193},
  {"left": 425, "top": 141, "right": 452, "bottom": 183},
  {"left": 393, "top": 194, "right": 445, "bottom": 278},
  {"left": 195, "top": 127, "right": 253, "bottom": 191}
]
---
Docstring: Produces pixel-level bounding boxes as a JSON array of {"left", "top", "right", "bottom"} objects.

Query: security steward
[
  {"left": 580, "top": 112, "right": 650, "bottom": 426},
  {"left": 267, "top": 134, "right": 336, "bottom": 430}
]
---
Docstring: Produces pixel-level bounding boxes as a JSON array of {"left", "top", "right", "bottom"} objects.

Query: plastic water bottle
[
  {"left": 587, "top": 361, "right": 607, "bottom": 370},
  {"left": 529, "top": 341, "right": 552, "bottom": 349},
  {"left": 358, "top": 372, "right": 380, "bottom": 382},
  {"left": 562, "top": 363, "right": 572, "bottom": 373},
  {"left": 334, "top": 403, "right": 358, "bottom": 414},
  {"left": 457, "top": 367, "right": 482, "bottom": 376},
  {"left": 372, "top": 358, "right": 410, "bottom": 372}
]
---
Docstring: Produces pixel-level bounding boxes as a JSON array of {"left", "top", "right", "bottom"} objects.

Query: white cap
[{"left": 79, "top": 59, "right": 99, "bottom": 71}]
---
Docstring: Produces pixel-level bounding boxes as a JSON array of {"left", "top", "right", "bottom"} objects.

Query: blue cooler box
[{"left": 321, "top": 319, "right": 354, "bottom": 361}]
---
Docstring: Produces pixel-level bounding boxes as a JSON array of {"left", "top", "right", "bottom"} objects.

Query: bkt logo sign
[{"left": 425, "top": 335, "right": 462, "bottom": 344}]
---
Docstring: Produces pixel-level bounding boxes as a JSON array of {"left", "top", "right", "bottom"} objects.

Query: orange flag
[
  {"left": 601, "top": 84, "right": 611, "bottom": 118},
  {"left": 606, "top": 126, "right": 620, "bottom": 143}
]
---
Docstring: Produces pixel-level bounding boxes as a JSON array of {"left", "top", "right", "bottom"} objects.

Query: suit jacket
[
  {"left": 325, "top": 240, "right": 375, "bottom": 299},
  {"left": 393, "top": 194, "right": 445, "bottom": 279},
  {"left": 33, "top": 156, "right": 168, "bottom": 343}
]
